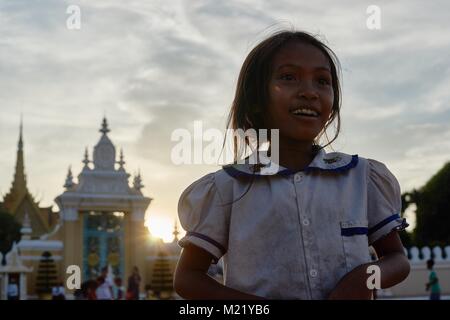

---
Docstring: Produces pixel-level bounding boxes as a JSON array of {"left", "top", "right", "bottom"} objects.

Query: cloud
[{"left": 1, "top": 0, "right": 450, "bottom": 231}]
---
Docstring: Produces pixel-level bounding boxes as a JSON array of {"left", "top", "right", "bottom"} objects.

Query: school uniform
[{"left": 177, "top": 148, "right": 408, "bottom": 299}]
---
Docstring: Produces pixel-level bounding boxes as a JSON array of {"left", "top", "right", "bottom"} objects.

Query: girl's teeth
[{"left": 291, "top": 109, "right": 318, "bottom": 117}]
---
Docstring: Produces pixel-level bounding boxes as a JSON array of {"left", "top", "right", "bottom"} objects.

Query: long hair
[{"left": 225, "top": 30, "right": 342, "bottom": 163}]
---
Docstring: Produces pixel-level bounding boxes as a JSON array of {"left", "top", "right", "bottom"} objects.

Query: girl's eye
[
  {"left": 318, "top": 78, "right": 331, "bottom": 86},
  {"left": 279, "top": 74, "right": 296, "bottom": 81}
]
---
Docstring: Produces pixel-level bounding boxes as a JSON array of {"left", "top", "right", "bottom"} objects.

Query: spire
[
  {"left": 82, "top": 147, "right": 90, "bottom": 169},
  {"left": 64, "top": 166, "right": 74, "bottom": 190},
  {"left": 100, "top": 117, "right": 110, "bottom": 135},
  {"left": 14, "top": 116, "right": 27, "bottom": 189},
  {"left": 173, "top": 219, "right": 180, "bottom": 242},
  {"left": 19, "top": 114, "right": 23, "bottom": 151},
  {"left": 133, "top": 170, "right": 144, "bottom": 191},
  {"left": 93, "top": 118, "right": 116, "bottom": 170},
  {"left": 5, "top": 117, "right": 28, "bottom": 206},
  {"left": 117, "top": 148, "right": 125, "bottom": 170}
]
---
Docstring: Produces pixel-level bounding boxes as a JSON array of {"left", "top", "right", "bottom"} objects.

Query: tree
[
  {"left": 36, "top": 251, "right": 58, "bottom": 297},
  {"left": 403, "top": 162, "right": 450, "bottom": 247},
  {"left": 149, "top": 250, "right": 173, "bottom": 299},
  {"left": 0, "top": 210, "right": 22, "bottom": 265}
]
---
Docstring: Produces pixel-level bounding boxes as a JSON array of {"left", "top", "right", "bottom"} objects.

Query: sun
[{"left": 145, "top": 214, "right": 180, "bottom": 243}]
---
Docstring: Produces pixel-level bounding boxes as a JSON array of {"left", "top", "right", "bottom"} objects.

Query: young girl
[{"left": 174, "top": 30, "right": 410, "bottom": 300}]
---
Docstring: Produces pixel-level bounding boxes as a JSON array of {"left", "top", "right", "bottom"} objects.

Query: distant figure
[
  {"left": 86, "top": 280, "right": 98, "bottom": 300},
  {"left": 96, "top": 276, "right": 113, "bottom": 300},
  {"left": 126, "top": 266, "right": 141, "bottom": 300},
  {"left": 7, "top": 277, "right": 19, "bottom": 300},
  {"left": 426, "top": 259, "right": 441, "bottom": 300},
  {"left": 52, "top": 281, "right": 66, "bottom": 300},
  {"left": 113, "top": 277, "right": 125, "bottom": 300}
]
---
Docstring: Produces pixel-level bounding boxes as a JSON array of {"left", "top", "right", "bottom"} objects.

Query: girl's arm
[
  {"left": 328, "top": 231, "right": 410, "bottom": 300},
  {"left": 174, "top": 244, "right": 266, "bottom": 300}
]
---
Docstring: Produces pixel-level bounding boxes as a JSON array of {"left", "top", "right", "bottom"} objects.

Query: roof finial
[
  {"left": 173, "top": 219, "right": 180, "bottom": 242},
  {"left": 82, "top": 147, "right": 90, "bottom": 168},
  {"left": 100, "top": 117, "right": 110, "bottom": 135},
  {"left": 19, "top": 114, "right": 23, "bottom": 150},
  {"left": 64, "top": 166, "right": 74, "bottom": 190},
  {"left": 117, "top": 148, "right": 125, "bottom": 169},
  {"left": 133, "top": 170, "right": 144, "bottom": 191}
]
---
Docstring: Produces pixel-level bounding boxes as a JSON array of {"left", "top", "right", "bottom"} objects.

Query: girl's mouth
[{"left": 290, "top": 107, "right": 320, "bottom": 118}]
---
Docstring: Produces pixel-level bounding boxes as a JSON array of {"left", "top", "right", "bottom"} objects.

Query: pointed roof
[
  {"left": 3, "top": 117, "right": 28, "bottom": 211},
  {"left": 93, "top": 117, "right": 116, "bottom": 171},
  {"left": 1, "top": 119, "right": 56, "bottom": 238}
]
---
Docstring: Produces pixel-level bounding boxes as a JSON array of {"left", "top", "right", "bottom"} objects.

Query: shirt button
[
  {"left": 294, "top": 173, "right": 303, "bottom": 182},
  {"left": 302, "top": 218, "right": 310, "bottom": 226},
  {"left": 310, "top": 269, "right": 318, "bottom": 277}
]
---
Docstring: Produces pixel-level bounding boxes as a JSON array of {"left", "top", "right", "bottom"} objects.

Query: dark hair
[
  {"left": 225, "top": 30, "right": 342, "bottom": 162},
  {"left": 427, "top": 259, "right": 434, "bottom": 268}
]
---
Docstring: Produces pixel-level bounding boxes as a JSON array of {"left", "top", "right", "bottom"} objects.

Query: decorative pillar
[
  {"left": 128, "top": 208, "right": 148, "bottom": 297},
  {"left": 1, "top": 275, "right": 7, "bottom": 300},
  {"left": 20, "top": 273, "right": 27, "bottom": 300},
  {"left": 61, "top": 207, "right": 83, "bottom": 292}
]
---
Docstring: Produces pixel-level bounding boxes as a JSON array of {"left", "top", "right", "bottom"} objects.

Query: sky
[{"left": 1, "top": 0, "right": 450, "bottom": 241}]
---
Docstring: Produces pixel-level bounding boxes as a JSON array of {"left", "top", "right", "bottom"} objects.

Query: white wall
[{"left": 388, "top": 246, "right": 450, "bottom": 297}]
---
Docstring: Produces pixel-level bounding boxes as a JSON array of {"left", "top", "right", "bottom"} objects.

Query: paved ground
[{"left": 379, "top": 295, "right": 450, "bottom": 300}]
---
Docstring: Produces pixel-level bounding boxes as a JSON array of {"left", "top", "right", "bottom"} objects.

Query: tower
[
  {"left": 55, "top": 118, "right": 152, "bottom": 294},
  {"left": 1, "top": 118, "right": 56, "bottom": 238}
]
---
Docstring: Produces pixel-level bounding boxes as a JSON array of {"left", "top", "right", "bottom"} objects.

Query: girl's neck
[{"left": 274, "top": 138, "right": 318, "bottom": 172}]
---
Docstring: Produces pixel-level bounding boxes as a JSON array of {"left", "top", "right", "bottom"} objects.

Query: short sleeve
[
  {"left": 367, "top": 159, "right": 409, "bottom": 244},
  {"left": 177, "top": 173, "right": 230, "bottom": 264}
]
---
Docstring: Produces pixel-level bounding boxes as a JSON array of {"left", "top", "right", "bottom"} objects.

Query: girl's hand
[
  {"left": 327, "top": 263, "right": 373, "bottom": 300},
  {"left": 329, "top": 231, "right": 410, "bottom": 300}
]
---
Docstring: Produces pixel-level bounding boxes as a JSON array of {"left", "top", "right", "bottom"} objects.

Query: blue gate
[{"left": 83, "top": 211, "right": 125, "bottom": 281}]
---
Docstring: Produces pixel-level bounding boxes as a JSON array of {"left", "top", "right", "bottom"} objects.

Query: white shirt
[
  {"left": 8, "top": 283, "right": 19, "bottom": 297},
  {"left": 178, "top": 148, "right": 408, "bottom": 299},
  {"left": 52, "top": 286, "right": 65, "bottom": 296},
  {"left": 96, "top": 281, "right": 113, "bottom": 300}
]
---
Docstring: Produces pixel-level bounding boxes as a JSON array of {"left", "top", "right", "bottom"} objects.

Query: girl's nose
[{"left": 297, "top": 81, "right": 319, "bottom": 100}]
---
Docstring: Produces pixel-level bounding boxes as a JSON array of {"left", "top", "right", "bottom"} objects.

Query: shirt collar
[{"left": 223, "top": 148, "right": 359, "bottom": 178}]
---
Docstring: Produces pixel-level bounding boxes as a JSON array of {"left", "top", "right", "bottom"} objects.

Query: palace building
[{"left": 0, "top": 118, "right": 184, "bottom": 299}]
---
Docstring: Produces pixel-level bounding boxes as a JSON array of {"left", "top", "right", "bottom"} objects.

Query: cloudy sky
[{"left": 1, "top": 0, "right": 449, "bottom": 241}]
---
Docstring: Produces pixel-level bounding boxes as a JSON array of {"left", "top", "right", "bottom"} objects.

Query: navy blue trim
[
  {"left": 305, "top": 154, "right": 359, "bottom": 174},
  {"left": 222, "top": 165, "right": 256, "bottom": 178},
  {"left": 341, "top": 227, "right": 369, "bottom": 236},
  {"left": 186, "top": 231, "right": 227, "bottom": 255},
  {"left": 368, "top": 214, "right": 401, "bottom": 235},
  {"left": 222, "top": 155, "right": 359, "bottom": 178}
]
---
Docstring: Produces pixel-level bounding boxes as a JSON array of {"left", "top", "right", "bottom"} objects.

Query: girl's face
[{"left": 265, "top": 41, "right": 334, "bottom": 144}]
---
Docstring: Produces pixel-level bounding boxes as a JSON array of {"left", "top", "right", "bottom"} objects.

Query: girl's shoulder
[
  {"left": 357, "top": 155, "right": 400, "bottom": 186},
  {"left": 177, "top": 169, "right": 235, "bottom": 207}
]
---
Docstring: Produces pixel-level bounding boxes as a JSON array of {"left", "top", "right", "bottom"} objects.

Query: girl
[{"left": 174, "top": 30, "right": 410, "bottom": 300}]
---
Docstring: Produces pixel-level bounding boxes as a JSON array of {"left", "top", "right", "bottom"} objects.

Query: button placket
[{"left": 293, "top": 175, "right": 316, "bottom": 298}]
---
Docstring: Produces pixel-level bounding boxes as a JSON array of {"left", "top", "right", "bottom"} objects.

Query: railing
[{"left": 405, "top": 246, "right": 450, "bottom": 263}]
